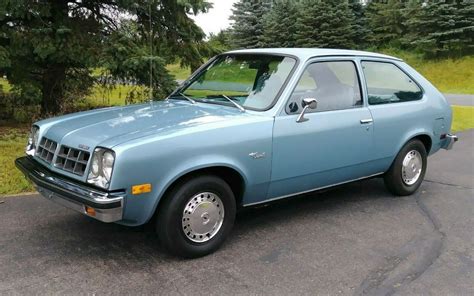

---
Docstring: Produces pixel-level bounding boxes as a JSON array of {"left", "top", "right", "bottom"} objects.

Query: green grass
[
  {"left": 0, "top": 77, "right": 11, "bottom": 92},
  {"left": 451, "top": 105, "right": 474, "bottom": 133},
  {"left": 1, "top": 105, "right": 473, "bottom": 196},
  {"left": 84, "top": 64, "right": 190, "bottom": 106},
  {"left": 379, "top": 49, "right": 474, "bottom": 94},
  {"left": 166, "top": 63, "right": 191, "bottom": 81},
  {"left": 0, "top": 126, "right": 34, "bottom": 195},
  {"left": 86, "top": 84, "right": 147, "bottom": 106},
  {"left": 1, "top": 53, "right": 472, "bottom": 105}
]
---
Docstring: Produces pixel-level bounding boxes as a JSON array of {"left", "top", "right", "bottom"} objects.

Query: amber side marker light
[
  {"left": 132, "top": 183, "right": 152, "bottom": 195},
  {"left": 85, "top": 206, "right": 96, "bottom": 217}
]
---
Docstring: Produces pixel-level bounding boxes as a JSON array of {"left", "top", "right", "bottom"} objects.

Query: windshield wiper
[
  {"left": 208, "top": 94, "right": 245, "bottom": 112},
  {"left": 168, "top": 92, "right": 196, "bottom": 104}
]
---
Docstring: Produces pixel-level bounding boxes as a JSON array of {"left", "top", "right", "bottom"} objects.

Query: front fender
[
  {"left": 141, "top": 156, "right": 250, "bottom": 222},
  {"left": 110, "top": 118, "right": 274, "bottom": 226}
]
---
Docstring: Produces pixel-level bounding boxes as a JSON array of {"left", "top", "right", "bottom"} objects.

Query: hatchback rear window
[{"left": 362, "top": 61, "right": 422, "bottom": 105}]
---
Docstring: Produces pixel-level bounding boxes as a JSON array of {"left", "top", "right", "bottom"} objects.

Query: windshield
[{"left": 177, "top": 54, "right": 297, "bottom": 111}]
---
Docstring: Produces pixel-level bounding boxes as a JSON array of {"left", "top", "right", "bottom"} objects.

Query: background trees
[
  {"left": 0, "top": 0, "right": 472, "bottom": 117},
  {"left": 0, "top": 0, "right": 212, "bottom": 114},
  {"left": 262, "top": 1, "right": 299, "bottom": 48},
  {"left": 229, "top": 0, "right": 272, "bottom": 49},
  {"left": 295, "top": 0, "right": 355, "bottom": 49},
  {"left": 226, "top": 0, "right": 473, "bottom": 57},
  {"left": 403, "top": 0, "right": 474, "bottom": 57}
]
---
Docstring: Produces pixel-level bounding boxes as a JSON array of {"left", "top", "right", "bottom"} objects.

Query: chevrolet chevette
[{"left": 16, "top": 48, "right": 457, "bottom": 258}]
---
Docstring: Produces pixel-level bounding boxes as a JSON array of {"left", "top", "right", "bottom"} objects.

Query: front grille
[
  {"left": 54, "top": 146, "right": 90, "bottom": 176},
  {"left": 36, "top": 137, "right": 58, "bottom": 164}
]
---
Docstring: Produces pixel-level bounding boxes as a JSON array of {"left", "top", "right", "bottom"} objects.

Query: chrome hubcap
[
  {"left": 182, "top": 192, "right": 224, "bottom": 243},
  {"left": 402, "top": 150, "right": 423, "bottom": 185}
]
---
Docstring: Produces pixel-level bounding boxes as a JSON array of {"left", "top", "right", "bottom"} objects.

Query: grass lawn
[
  {"left": 380, "top": 50, "right": 474, "bottom": 94},
  {"left": 0, "top": 53, "right": 472, "bottom": 105},
  {"left": 86, "top": 84, "right": 147, "bottom": 106},
  {"left": 452, "top": 105, "right": 474, "bottom": 133},
  {"left": 1, "top": 105, "right": 473, "bottom": 196},
  {"left": 0, "top": 77, "right": 11, "bottom": 92},
  {"left": 166, "top": 63, "right": 191, "bottom": 81},
  {"left": 0, "top": 126, "right": 34, "bottom": 195}
]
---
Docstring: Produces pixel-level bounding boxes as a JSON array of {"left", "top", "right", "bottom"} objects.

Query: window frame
[
  {"left": 173, "top": 52, "right": 300, "bottom": 112},
  {"left": 360, "top": 60, "right": 425, "bottom": 106},
  {"left": 284, "top": 59, "right": 364, "bottom": 115}
]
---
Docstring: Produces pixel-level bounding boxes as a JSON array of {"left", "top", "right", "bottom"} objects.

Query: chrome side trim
[{"left": 243, "top": 172, "right": 384, "bottom": 207}]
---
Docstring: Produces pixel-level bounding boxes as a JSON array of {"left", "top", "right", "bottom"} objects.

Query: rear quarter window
[{"left": 361, "top": 61, "right": 423, "bottom": 105}]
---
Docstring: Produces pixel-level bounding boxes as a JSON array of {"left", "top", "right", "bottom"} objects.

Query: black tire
[
  {"left": 156, "top": 175, "right": 236, "bottom": 258},
  {"left": 384, "top": 139, "right": 427, "bottom": 196}
]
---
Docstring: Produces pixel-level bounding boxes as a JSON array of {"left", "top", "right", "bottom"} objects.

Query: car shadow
[{"left": 27, "top": 177, "right": 395, "bottom": 263}]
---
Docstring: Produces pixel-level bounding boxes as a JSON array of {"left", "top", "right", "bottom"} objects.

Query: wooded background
[{"left": 0, "top": 0, "right": 473, "bottom": 121}]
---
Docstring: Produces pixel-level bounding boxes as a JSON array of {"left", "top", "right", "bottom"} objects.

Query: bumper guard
[
  {"left": 442, "top": 134, "right": 458, "bottom": 150},
  {"left": 15, "top": 156, "right": 125, "bottom": 223}
]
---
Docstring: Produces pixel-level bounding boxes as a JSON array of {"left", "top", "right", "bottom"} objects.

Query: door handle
[{"left": 360, "top": 119, "right": 373, "bottom": 124}]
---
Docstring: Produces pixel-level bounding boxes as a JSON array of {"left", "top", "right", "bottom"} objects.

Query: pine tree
[
  {"left": 348, "top": 0, "right": 371, "bottom": 49},
  {"left": 295, "top": 0, "right": 355, "bottom": 49},
  {"left": 365, "top": 0, "right": 407, "bottom": 47},
  {"left": 262, "top": 0, "right": 300, "bottom": 48},
  {"left": 230, "top": 0, "right": 272, "bottom": 49},
  {"left": 403, "top": 0, "right": 474, "bottom": 56},
  {"left": 0, "top": 0, "right": 211, "bottom": 113}
]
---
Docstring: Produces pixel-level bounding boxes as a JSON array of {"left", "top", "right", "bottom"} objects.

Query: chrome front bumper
[
  {"left": 442, "top": 134, "right": 458, "bottom": 150},
  {"left": 15, "top": 156, "right": 125, "bottom": 223}
]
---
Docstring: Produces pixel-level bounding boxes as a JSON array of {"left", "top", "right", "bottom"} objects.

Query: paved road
[
  {"left": 443, "top": 94, "right": 474, "bottom": 106},
  {"left": 1, "top": 131, "right": 473, "bottom": 295}
]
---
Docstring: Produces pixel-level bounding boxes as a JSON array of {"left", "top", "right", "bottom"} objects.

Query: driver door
[{"left": 268, "top": 59, "right": 376, "bottom": 199}]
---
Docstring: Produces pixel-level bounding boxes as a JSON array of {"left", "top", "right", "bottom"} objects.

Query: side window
[
  {"left": 361, "top": 61, "right": 423, "bottom": 105},
  {"left": 286, "top": 61, "right": 362, "bottom": 114}
]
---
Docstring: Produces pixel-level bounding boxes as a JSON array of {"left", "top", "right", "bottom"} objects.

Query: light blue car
[{"left": 16, "top": 48, "right": 458, "bottom": 258}]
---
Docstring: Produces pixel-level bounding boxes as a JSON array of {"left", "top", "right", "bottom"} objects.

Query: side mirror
[{"left": 296, "top": 98, "right": 318, "bottom": 123}]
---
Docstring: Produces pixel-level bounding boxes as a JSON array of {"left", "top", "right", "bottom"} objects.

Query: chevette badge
[
  {"left": 78, "top": 144, "right": 90, "bottom": 150},
  {"left": 249, "top": 152, "right": 266, "bottom": 159}
]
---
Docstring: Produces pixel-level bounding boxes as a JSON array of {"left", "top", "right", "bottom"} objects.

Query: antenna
[{"left": 148, "top": 0, "right": 153, "bottom": 102}]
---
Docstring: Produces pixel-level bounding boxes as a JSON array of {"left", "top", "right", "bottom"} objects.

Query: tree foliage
[
  {"left": 262, "top": 0, "right": 300, "bottom": 48},
  {"left": 207, "top": 30, "right": 232, "bottom": 53},
  {"left": 230, "top": 0, "right": 272, "bottom": 49},
  {"left": 403, "top": 0, "right": 474, "bottom": 57},
  {"left": 227, "top": 0, "right": 473, "bottom": 57},
  {"left": 295, "top": 0, "right": 355, "bottom": 49},
  {"left": 0, "top": 0, "right": 212, "bottom": 114},
  {"left": 349, "top": 0, "right": 371, "bottom": 49},
  {"left": 365, "top": 0, "right": 408, "bottom": 47}
]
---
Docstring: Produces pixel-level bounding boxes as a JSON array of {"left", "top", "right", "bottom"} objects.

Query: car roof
[{"left": 225, "top": 48, "right": 402, "bottom": 62}]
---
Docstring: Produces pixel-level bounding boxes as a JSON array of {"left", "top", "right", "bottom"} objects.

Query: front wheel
[
  {"left": 384, "top": 139, "right": 427, "bottom": 196},
  {"left": 156, "top": 175, "right": 236, "bottom": 258}
]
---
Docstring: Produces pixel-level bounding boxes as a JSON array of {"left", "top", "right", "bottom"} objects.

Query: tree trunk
[
  {"left": 41, "top": 65, "right": 65, "bottom": 114},
  {"left": 40, "top": 0, "right": 68, "bottom": 115}
]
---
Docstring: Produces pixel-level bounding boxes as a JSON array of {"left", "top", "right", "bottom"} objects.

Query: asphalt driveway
[
  {"left": 1, "top": 130, "right": 473, "bottom": 295},
  {"left": 444, "top": 94, "right": 474, "bottom": 106}
]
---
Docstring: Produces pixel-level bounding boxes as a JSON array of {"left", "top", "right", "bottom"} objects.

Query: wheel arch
[
  {"left": 386, "top": 131, "right": 433, "bottom": 174},
  {"left": 148, "top": 164, "right": 247, "bottom": 224},
  {"left": 398, "top": 131, "right": 434, "bottom": 156},
  {"left": 412, "top": 134, "right": 432, "bottom": 154}
]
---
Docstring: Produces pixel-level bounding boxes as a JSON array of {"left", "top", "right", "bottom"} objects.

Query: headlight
[
  {"left": 102, "top": 151, "right": 114, "bottom": 181},
  {"left": 26, "top": 126, "right": 39, "bottom": 156},
  {"left": 87, "top": 148, "right": 115, "bottom": 189}
]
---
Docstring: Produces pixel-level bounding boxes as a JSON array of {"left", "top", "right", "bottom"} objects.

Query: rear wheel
[
  {"left": 384, "top": 139, "right": 427, "bottom": 196},
  {"left": 156, "top": 175, "right": 236, "bottom": 258}
]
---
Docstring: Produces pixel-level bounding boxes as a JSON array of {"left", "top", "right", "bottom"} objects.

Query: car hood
[{"left": 38, "top": 100, "right": 259, "bottom": 149}]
